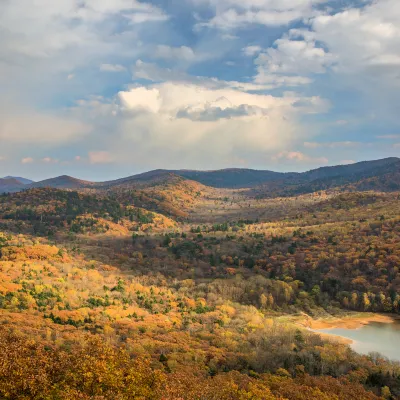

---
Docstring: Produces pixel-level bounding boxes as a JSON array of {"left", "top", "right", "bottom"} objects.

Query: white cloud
[
  {"left": 70, "top": 81, "right": 328, "bottom": 169},
  {"left": 242, "top": 45, "right": 262, "bottom": 57},
  {"left": 133, "top": 60, "right": 310, "bottom": 90},
  {"left": 21, "top": 157, "right": 34, "bottom": 164},
  {"left": 340, "top": 159, "right": 356, "bottom": 165},
  {"left": 309, "top": 1, "right": 400, "bottom": 84},
  {"left": 88, "top": 151, "right": 114, "bottom": 164},
  {"left": 0, "top": 0, "right": 168, "bottom": 63},
  {"left": 119, "top": 87, "right": 162, "bottom": 113},
  {"left": 273, "top": 150, "right": 328, "bottom": 164},
  {"left": 256, "top": 34, "right": 335, "bottom": 76},
  {"left": 154, "top": 45, "right": 196, "bottom": 61},
  {"left": 192, "top": 0, "right": 327, "bottom": 30},
  {"left": 100, "top": 64, "right": 127, "bottom": 72}
]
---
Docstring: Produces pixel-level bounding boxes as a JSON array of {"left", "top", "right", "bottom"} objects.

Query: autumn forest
[{"left": 1, "top": 159, "right": 400, "bottom": 399}]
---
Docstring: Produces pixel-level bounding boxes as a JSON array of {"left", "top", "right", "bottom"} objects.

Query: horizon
[
  {"left": 1, "top": 0, "right": 400, "bottom": 181},
  {"left": 3, "top": 156, "right": 399, "bottom": 183}
]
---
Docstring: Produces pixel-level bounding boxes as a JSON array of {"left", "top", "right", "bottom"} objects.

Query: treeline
[{"left": 0, "top": 327, "right": 392, "bottom": 400}]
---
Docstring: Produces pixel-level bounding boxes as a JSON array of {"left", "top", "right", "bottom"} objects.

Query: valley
[{"left": 0, "top": 158, "right": 400, "bottom": 399}]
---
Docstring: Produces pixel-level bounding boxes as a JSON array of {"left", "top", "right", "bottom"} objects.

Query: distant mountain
[
  {"left": 99, "top": 170, "right": 179, "bottom": 188},
  {"left": 4, "top": 157, "right": 399, "bottom": 195},
  {"left": 276, "top": 157, "right": 400, "bottom": 196},
  {"left": 29, "top": 175, "right": 94, "bottom": 189},
  {"left": 3, "top": 176, "right": 34, "bottom": 185},
  {"left": 169, "top": 168, "right": 296, "bottom": 188},
  {"left": 0, "top": 178, "right": 27, "bottom": 193}
]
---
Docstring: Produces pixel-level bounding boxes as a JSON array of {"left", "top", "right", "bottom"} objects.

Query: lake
[{"left": 317, "top": 321, "right": 400, "bottom": 361}]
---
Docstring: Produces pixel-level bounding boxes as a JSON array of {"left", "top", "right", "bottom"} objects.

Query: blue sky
[{"left": 0, "top": 0, "right": 399, "bottom": 181}]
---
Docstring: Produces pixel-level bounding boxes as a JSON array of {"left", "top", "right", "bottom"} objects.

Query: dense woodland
[{"left": 0, "top": 178, "right": 399, "bottom": 399}]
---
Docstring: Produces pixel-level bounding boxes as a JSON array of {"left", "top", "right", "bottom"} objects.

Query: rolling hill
[
  {"left": 2, "top": 157, "right": 399, "bottom": 195},
  {"left": 3, "top": 176, "right": 34, "bottom": 185},
  {"left": 29, "top": 175, "right": 95, "bottom": 189},
  {"left": 0, "top": 178, "right": 27, "bottom": 193}
]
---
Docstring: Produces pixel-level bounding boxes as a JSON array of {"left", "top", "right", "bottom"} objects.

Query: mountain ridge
[{"left": 1, "top": 157, "right": 399, "bottom": 194}]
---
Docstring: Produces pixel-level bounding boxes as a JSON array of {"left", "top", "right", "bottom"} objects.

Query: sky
[{"left": 0, "top": 0, "right": 400, "bottom": 181}]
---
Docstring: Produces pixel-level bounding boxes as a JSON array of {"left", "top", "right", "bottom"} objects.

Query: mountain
[
  {"left": 3, "top": 176, "right": 34, "bottom": 185},
  {"left": 4, "top": 157, "right": 400, "bottom": 195},
  {"left": 276, "top": 157, "right": 400, "bottom": 196},
  {"left": 29, "top": 175, "right": 94, "bottom": 189},
  {"left": 0, "top": 178, "right": 27, "bottom": 193},
  {"left": 99, "top": 170, "right": 179, "bottom": 188},
  {"left": 170, "top": 168, "right": 295, "bottom": 188}
]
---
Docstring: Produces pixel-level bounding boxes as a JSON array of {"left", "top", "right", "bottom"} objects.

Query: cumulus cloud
[
  {"left": 68, "top": 81, "right": 329, "bottom": 170},
  {"left": 1, "top": 0, "right": 396, "bottom": 177},
  {"left": 21, "top": 157, "right": 34, "bottom": 164},
  {"left": 242, "top": 45, "right": 262, "bottom": 57},
  {"left": 133, "top": 60, "right": 309, "bottom": 91},
  {"left": 100, "top": 64, "right": 127, "bottom": 72},
  {"left": 192, "top": 0, "right": 326, "bottom": 30}
]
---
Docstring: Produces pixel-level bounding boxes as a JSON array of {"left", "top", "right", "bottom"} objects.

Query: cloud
[
  {"left": 68, "top": 81, "right": 328, "bottom": 170},
  {"left": 340, "top": 159, "right": 356, "bottom": 165},
  {"left": 21, "top": 157, "right": 34, "bottom": 164},
  {"left": 88, "top": 151, "right": 114, "bottom": 164},
  {"left": 133, "top": 60, "right": 309, "bottom": 90},
  {"left": 242, "top": 45, "right": 262, "bottom": 57},
  {"left": 100, "top": 64, "right": 127, "bottom": 72},
  {"left": 154, "top": 45, "right": 196, "bottom": 61},
  {"left": 41, "top": 157, "right": 59, "bottom": 163},
  {"left": 304, "top": 141, "right": 361, "bottom": 149},
  {"left": 192, "top": 0, "right": 326, "bottom": 30},
  {"left": 0, "top": 0, "right": 168, "bottom": 64},
  {"left": 310, "top": 3, "right": 400, "bottom": 79},
  {"left": 256, "top": 33, "right": 335, "bottom": 75},
  {"left": 273, "top": 151, "right": 328, "bottom": 164},
  {"left": 253, "top": 29, "right": 336, "bottom": 86},
  {"left": 0, "top": 107, "right": 91, "bottom": 145},
  {"left": 119, "top": 87, "right": 162, "bottom": 113}
]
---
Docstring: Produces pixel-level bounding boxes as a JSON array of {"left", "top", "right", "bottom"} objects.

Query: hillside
[
  {"left": 10, "top": 157, "right": 400, "bottom": 197},
  {"left": 30, "top": 175, "right": 94, "bottom": 189},
  {"left": 0, "top": 178, "right": 26, "bottom": 193},
  {"left": 170, "top": 168, "right": 294, "bottom": 188},
  {"left": 0, "top": 160, "right": 400, "bottom": 399},
  {"left": 0, "top": 186, "right": 399, "bottom": 398},
  {"left": 3, "top": 176, "right": 34, "bottom": 185}
]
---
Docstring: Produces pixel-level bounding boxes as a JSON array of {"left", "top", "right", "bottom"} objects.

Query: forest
[{"left": 0, "top": 180, "right": 399, "bottom": 399}]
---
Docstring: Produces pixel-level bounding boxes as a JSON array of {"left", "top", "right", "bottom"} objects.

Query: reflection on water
[{"left": 318, "top": 321, "right": 400, "bottom": 361}]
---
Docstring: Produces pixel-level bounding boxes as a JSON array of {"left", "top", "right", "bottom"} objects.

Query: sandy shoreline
[
  {"left": 302, "top": 313, "right": 395, "bottom": 330},
  {"left": 296, "top": 314, "right": 396, "bottom": 344}
]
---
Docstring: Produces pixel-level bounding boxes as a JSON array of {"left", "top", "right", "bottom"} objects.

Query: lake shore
[
  {"left": 294, "top": 313, "right": 396, "bottom": 344},
  {"left": 301, "top": 313, "right": 395, "bottom": 330}
]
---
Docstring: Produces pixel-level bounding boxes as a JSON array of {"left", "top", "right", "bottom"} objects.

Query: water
[{"left": 317, "top": 321, "right": 400, "bottom": 361}]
